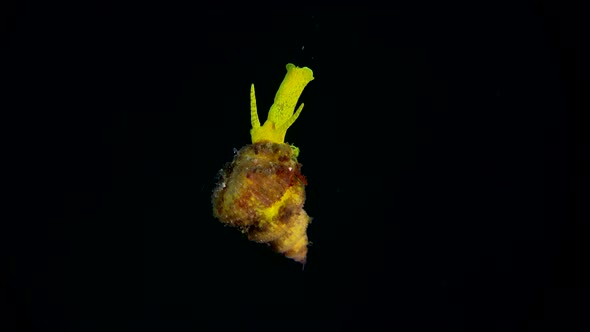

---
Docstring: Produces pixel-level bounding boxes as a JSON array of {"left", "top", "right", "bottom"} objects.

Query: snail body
[{"left": 212, "top": 64, "right": 314, "bottom": 264}]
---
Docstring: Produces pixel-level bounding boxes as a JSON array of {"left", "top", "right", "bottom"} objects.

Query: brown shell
[{"left": 212, "top": 141, "right": 310, "bottom": 264}]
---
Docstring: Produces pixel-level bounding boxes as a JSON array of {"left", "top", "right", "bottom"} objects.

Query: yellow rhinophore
[{"left": 250, "top": 63, "right": 314, "bottom": 144}]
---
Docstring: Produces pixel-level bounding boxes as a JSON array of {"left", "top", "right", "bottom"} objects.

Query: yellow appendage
[{"left": 250, "top": 63, "right": 314, "bottom": 144}]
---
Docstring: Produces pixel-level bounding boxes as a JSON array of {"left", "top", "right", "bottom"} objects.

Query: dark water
[{"left": 2, "top": 1, "right": 587, "bottom": 331}]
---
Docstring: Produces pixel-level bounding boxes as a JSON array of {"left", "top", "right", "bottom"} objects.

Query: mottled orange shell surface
[{"left": 212, "top": 141, "right": 310, "bottom": 263}]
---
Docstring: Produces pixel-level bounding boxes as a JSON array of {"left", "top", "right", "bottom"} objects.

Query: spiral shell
[{"left": 212, "top": 141, "right": 309, "bottom": 264}]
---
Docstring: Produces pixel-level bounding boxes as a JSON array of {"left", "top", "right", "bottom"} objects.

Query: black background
[{"left": 2, "top": 1, "right": 588, "bottom": 331}]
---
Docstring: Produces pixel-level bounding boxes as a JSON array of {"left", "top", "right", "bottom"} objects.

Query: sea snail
[{"left": 212, "top": 63, "right": 314, "bottom": 264}]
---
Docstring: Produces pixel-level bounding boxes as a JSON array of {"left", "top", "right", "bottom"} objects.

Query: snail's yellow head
[{"left": 250, "top": 63, "right": 314, "bottom": 144}]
